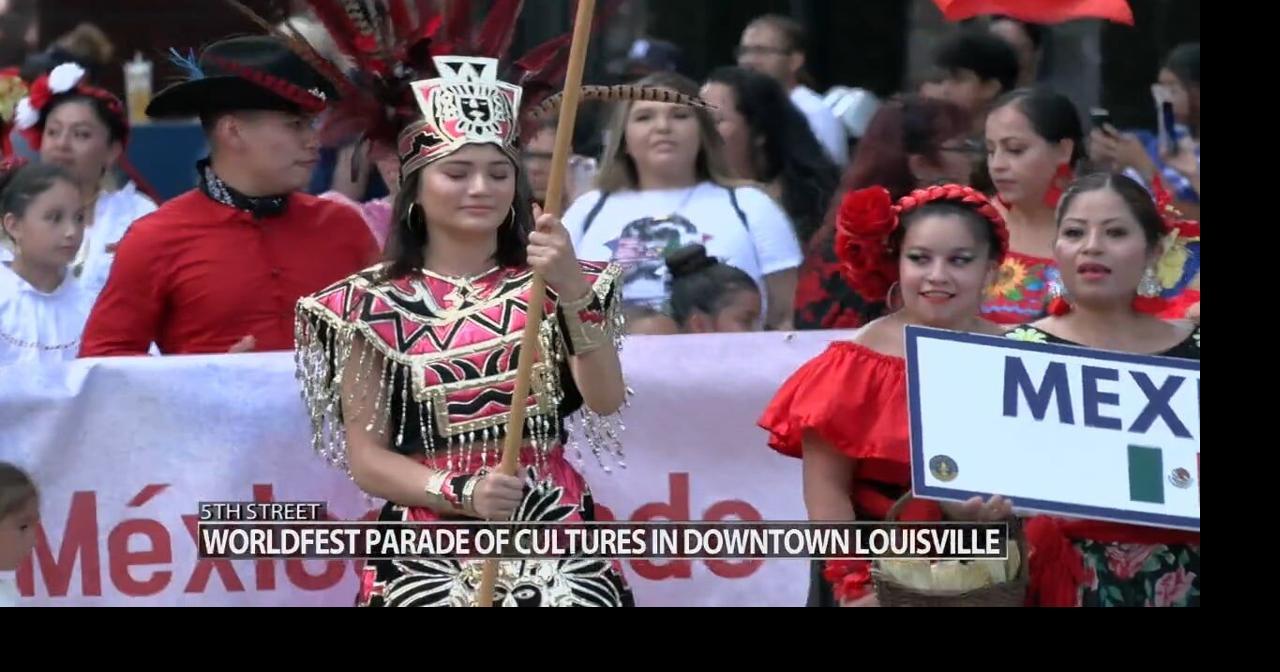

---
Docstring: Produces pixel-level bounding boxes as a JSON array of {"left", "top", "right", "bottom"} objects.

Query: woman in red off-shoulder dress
[{"left": 760, "top": 183, "right": 1014, "bottom": 607}]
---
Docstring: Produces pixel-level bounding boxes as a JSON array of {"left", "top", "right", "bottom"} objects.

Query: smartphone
[
  {"left": 1090, "top": 108, "right": 1112, "bottom": 134},
  {"left": 1159, "top": 101, "right": 1179, "bottom": 156}
]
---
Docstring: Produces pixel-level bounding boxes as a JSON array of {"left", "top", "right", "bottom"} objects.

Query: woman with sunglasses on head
[
  {"left": 563, "top": 72, "right": 803, "bottom": 331},
  {"left": 794, "top": 94, "right": 978, "bottom": 331}
]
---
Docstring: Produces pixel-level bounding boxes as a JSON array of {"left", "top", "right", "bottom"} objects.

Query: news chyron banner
[
  {"left": 2, "top": 332, "right": 853, "bottom": 607},
  {"left": 193, "top": 504, "right": 1009, "bottom": 562}
]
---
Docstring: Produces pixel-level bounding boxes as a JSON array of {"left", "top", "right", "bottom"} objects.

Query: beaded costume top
[{"left": 294, "top": 259, "right": 626, "bottom": 475}]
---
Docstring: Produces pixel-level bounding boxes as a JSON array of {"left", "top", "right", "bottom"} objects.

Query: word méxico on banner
[{"left": 197, "top": 522, "right": 1009, "bottom": 560}]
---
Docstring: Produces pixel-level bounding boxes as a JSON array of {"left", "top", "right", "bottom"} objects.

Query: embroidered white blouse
[
  {"left": 0, "top": 261, "right": 93, "bottom": 367},
  {"left": 0, "top": 182, "right": 157, "bottom": 296}
]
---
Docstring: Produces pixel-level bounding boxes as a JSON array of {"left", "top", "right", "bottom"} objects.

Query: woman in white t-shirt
[{"left": 564, "top": 72, "right": 802, "bottom": 330}]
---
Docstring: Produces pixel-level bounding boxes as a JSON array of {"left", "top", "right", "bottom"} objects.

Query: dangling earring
[
  {"left": 1132, "top": 266, "right": 1169, "bottom": 315},
  {"left": 1043, "top": 163, "right": 1072, "bottom": 208},
  {"left": 1137, "top": 266, "right": 1162, "bottom": 298},
  {"left": 1046, "top": 277, "right": 1071, "bottom": 316}
]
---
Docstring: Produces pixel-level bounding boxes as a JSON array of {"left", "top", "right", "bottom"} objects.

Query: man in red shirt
[{"left": 79, "top": 36, "right": 378, "bottom": 356}]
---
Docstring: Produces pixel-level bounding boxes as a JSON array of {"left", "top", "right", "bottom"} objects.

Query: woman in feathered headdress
[{"left": 280, "top": 0, "right": 701, "bottom": 607}]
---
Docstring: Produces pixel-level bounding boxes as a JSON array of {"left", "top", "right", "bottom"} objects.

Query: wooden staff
[{"left": 476, "top": 0, "right": 598, "bottom": 608}]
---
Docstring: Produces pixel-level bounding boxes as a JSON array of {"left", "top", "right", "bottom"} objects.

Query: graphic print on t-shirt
[{"left": 603, "top": 214, "right": 709, "bottom": 308}]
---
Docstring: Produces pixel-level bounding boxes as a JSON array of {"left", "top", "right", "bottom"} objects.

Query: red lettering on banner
[
  {"left": 632, "top": 473, "right": 691, "bottom": 521},
  {"left": 17, "top": 490, "right": 101, "bottom": 597},
  {"left": 14, "top": 483, "right": 374, "bottom": 601},
  {"left": 631, "top": 474, "right": 692, "bottom": 580},
  {"left": 599, "top": 474, "right": 771, "bottom": 582},
  {"left": 703, "top": 500, "right": 764, "bottom": 579},
  {"left": 127, "top": 484, "right": 169, "bottom": 507},
  {"left": 109, "top": 484, "right": 173, "bottom": 595},
  {"left": 287, "top": 560, "right": 346, "bottom": 591},
  {"left": 182, "top": 515, "right": 246, "bottom": 593}
]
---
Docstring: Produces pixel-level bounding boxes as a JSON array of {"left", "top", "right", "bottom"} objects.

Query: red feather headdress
[{"left": 226, "top": 0, "right": 707, "bottom": 178}]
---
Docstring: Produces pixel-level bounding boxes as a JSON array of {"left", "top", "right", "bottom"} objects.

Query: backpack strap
[
  {"left": 580, "top": 191, "right": 612, "bottom": 236},
  {"left": 725, "top": 186, "right": 750, "bottom": 230}
]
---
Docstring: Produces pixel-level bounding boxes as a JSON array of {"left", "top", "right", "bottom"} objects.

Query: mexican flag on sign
[{"left": 1128, "top": 446, "right": 1198, "bottom": 504}]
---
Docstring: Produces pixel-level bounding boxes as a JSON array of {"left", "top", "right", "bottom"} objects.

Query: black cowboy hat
[{"left": 147, "top": 36, "right": 339, "bottom": 118}]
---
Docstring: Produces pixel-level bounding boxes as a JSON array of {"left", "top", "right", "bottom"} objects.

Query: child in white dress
[{"left": 0, "top": 160, "right": 91, "bottom": 367}]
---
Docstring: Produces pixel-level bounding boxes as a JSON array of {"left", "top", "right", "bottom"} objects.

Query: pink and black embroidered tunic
[{"left": 295, "top": 260, "right": 633, "bottom": 607}]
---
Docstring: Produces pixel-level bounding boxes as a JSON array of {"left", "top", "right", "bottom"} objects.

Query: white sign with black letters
[{"left": 905, "top": 326, "right": 1199, "bottom": 531}]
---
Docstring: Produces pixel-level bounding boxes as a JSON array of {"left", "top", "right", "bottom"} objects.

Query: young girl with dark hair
[
  {"left": 0, "top": 159, "right": 90, "bottom": 366},
  {"left": 665, "top": 243, "right": 761, "bottom": 333}
]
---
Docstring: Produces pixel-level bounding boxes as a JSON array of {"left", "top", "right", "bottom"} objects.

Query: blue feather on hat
[{"left": 168, "top": 48, "right": 205, "bottom": 81}]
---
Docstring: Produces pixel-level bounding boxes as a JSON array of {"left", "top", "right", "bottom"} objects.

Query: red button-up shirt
[{"left": 79, "top": 190, "right": 378, "bottom": 356}]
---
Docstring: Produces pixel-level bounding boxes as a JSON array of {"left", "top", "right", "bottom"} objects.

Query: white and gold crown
[{"left": 397, "top": 56, "right": 523, "bottom": 175}]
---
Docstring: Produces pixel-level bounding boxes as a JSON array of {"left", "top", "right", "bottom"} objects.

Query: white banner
[
  {"left": 905, "top": 327, "right": 1200, "bottom": 531},
  {"left": 1, "top": 331, "right": 846, "bottom": 606}
]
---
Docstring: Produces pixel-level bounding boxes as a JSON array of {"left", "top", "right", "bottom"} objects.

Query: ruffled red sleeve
[
  {"left": 760, "top": 341, "right": 938, "bottom": 522},
  {"left": 759, "top": 341, "right": 909, "bottom": 464}
]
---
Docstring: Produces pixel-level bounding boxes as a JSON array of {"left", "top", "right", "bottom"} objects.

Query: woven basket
[{"left": 871, "top": 495, "right": 1028, "bottom": 607}]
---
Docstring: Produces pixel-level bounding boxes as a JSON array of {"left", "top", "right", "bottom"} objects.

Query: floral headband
[
  {"left": 835, "top": 184, "right": 1010, "bottom": 303},
  {"left": 13, "top": 63, "right": 129, "bottom": 150}
]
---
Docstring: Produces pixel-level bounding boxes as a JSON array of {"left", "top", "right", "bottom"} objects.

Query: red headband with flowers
[
  {"left": 835, "top": 184, "right": 1010, "bottom": 303},
  {"left": 13, "top": 63, "right": 129, "bottom": 151}
]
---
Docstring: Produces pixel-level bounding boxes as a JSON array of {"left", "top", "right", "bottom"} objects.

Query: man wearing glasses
[{"left": 736, "top": 14, "right": 849, "bottom": 167}]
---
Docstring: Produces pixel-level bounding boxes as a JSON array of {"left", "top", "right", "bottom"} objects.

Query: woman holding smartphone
[{"left": 1090, "top": 43, "right": 1199, "bottom": 216}]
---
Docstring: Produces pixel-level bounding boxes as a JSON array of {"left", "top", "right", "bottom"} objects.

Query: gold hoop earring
[
  {"left": 404, "top": 202, "right": 423, "bottom": 232},
  {"left": 886, "top": 281, "right": 904, "bottom": 312},
  {"left": 502, "top": 205, "right": 518, "bottom": 232}
]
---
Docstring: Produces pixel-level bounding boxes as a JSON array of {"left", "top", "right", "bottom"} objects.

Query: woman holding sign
[
  {"left": 1005, "top": 172, "right": 1200, "bottom": 607},
  {"left": 759, "top": 183, "right": 1015, "bottom": 607}
]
